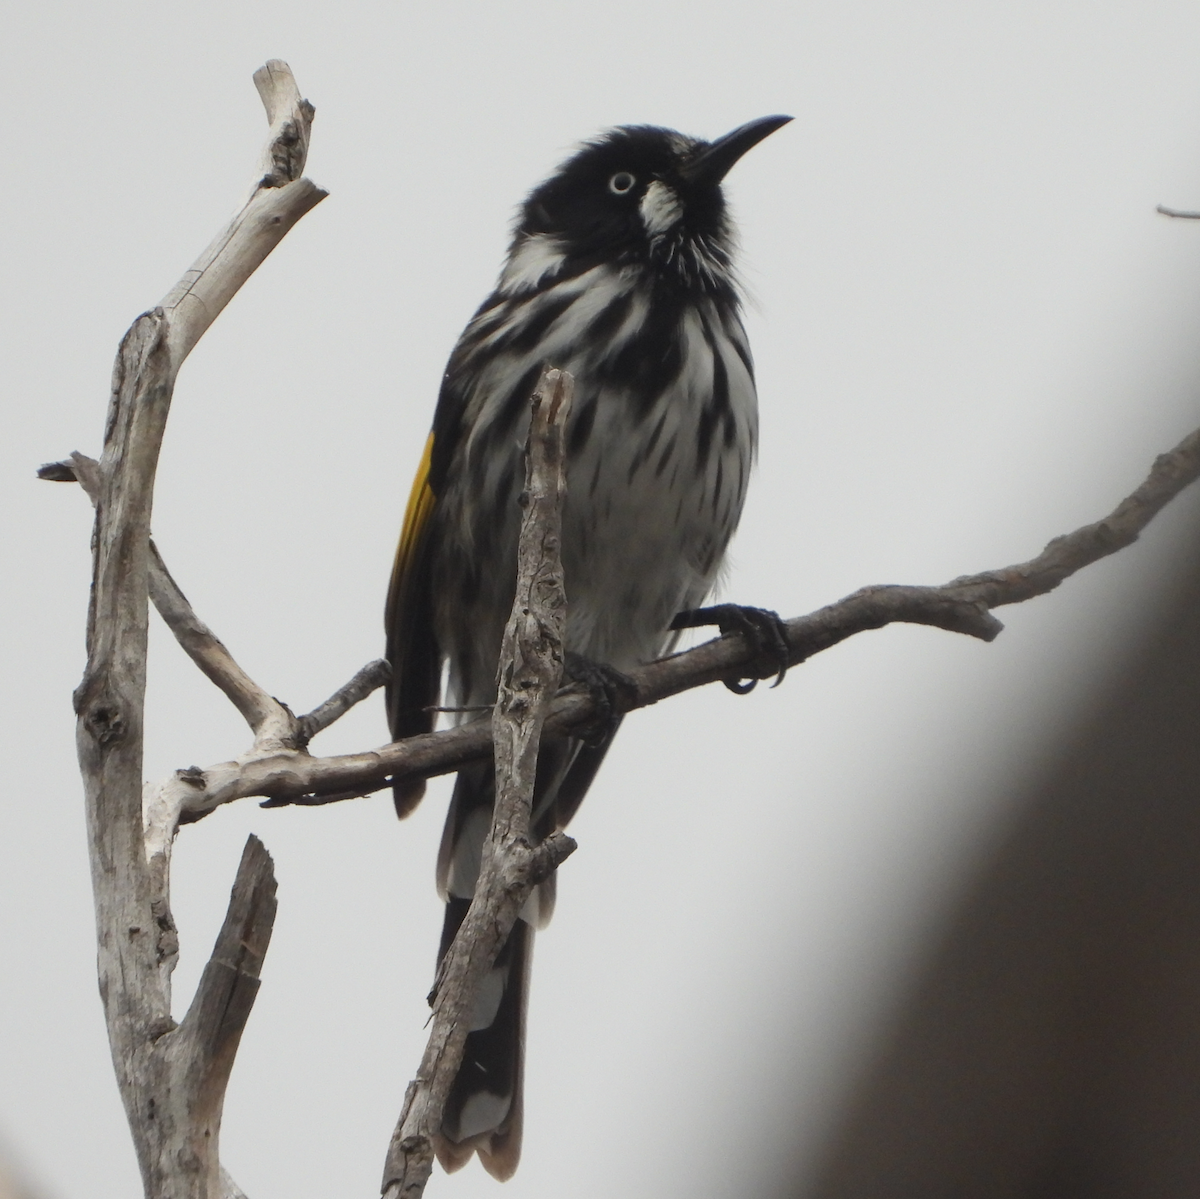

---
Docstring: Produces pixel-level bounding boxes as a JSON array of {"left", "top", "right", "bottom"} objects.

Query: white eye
[{"left": 608, "top": 171, "right": 636, "bottom": 195}]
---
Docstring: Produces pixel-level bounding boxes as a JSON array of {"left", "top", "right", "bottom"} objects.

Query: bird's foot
[
  {"left": 561, "top": 652, "right": 637, "bottom": 745},
  {"left": 670, "top": 603, "right": 790, "bottom": 693}
]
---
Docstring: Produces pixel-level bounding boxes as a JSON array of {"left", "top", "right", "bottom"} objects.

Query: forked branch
[
  {"left": 61, "top": 60, "right": 324, "bottom": 1199},
  {"left": 47, "top": 451, "right": 295, "bottom": 740}
]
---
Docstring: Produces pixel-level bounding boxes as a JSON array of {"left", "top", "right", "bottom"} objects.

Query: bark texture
[
  {"left": 380, "top": 368, "right": 577, "bottom": 1199},
  {"left": 47, "top": 419, "right": 1200, "bottom": 824},
  {"left": 63, "top": 60, "right": 323, "bottom": 1199}
]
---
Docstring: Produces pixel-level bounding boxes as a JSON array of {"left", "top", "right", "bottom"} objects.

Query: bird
[{"left": 385, "top": 114, "right": 791, "bottom": 1179}]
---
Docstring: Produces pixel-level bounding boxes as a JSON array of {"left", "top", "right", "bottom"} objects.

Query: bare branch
[
  {"left": 1157, "top": 204, "right": 1200, "bottom": 219},
  {"left": 252, "top": 60, "right": 315, "bottom": 187},
  {"left": 161, "top": 62, "right": 325, "bottom": 367},
  {"left": 67, "top": 61, "right": 322, "bottom": 1199},
  {"left": 44, "top": 452, "right": 389, "bottom": 752},
  {"left": 296, "top": 658, "right": 392, "bottom": 744},
  {"left": 947, "top": 426, "right": 1200, "bottom": 608},
  {"left": 42, "top": 453, "right": 294, "bottom": 741},
  {"left": 36, "top": 458, "right": 84, "bottom": 483},
  {"left": 129, "top": 416, "right": 1200, "bottom": 825},
  {"left": 171, "top": 836, "right": 277, "bottom": 1128},
  {"left": 146, "top": 541, "right": 294, "bottom": 741},
  {"left": 381, "top": 367, "right": 577, "bottom": 1199}
]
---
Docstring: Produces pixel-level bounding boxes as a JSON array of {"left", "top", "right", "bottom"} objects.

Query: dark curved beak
[{"left": 680, "top": 114, "right": 793, "bottom": 186}]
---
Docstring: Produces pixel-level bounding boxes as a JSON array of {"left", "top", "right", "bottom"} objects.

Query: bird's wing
[
  {"left": 385, "top": 428, "right": 442, "bottom": 816},
  {"left": 385, "top": 341, "right": 479, "bottom": 816}
]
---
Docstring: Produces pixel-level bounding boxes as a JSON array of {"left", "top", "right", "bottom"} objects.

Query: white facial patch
[
  {"left": 499, "top": 233, "right": 567, "bottom": 294},
  {"left": 640, "top": 180, "right": 683, "bottom": 236}
]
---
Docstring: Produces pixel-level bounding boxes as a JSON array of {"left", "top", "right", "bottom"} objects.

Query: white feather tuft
[{"left": 498, "top": 233, "right": 567, "bottom": 294}]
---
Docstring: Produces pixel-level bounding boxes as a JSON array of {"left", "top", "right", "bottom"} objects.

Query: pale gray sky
[{"left": 5, "top": 2, "right": 1200, "bottom": 1197}]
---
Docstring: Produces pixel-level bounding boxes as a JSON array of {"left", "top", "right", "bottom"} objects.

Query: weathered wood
[
  {"left": 380, "top": 367, "right": 578, "bottom": 1199},
  {"left": 53, "top": 415, "right": 1200, "bottom": 826},
  {"left": 146, "top": 539, "right": 294, "bottom": 740},
  {"left": 49, "top": 451, "right": 293, "bottom": 737},
  {"left": 166, "top": 836, "right": 277, "bottom": 1198},
  {"left": 78, "top": 304, "right": 179, "bottom": 1188},
  {"left": 295, "top": 658, "right": 392, "bottom": 744},
  {"left": 56, "top": 448, "right": 389, "bottom": 748},
  {"left": 161, "top": 64, "right": 325, "bottom": 366},
  {"left": 70, "top": 60, "right": 321, "bottom": 1199}
]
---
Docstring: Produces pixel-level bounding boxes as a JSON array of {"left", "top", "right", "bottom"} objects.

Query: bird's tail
[
  {"left": 432, "top": 899, "right": 533, "bottom": 1179},
  {"left": 429, "top": 726, "right": 617, "bottom": 1178},
  {"left": 431, "top": 758, "right": 551, "bottom": 1180}
]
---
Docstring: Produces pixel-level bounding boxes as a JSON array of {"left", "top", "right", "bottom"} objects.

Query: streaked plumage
[{"left": 385, "top": 116, "right": 790, "bottom": 1178}]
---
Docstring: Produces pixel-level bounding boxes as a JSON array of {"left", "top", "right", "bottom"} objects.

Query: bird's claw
[
  {"left": 561, "top": 652, "right": 637, "bottom": 745},
  {"left": 670, "top": 603, "right": 790, "bottom": 693}
]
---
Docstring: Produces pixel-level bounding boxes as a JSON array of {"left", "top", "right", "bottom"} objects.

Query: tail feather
[
  {"left": 434, "top": 915, "right": 531, "bottom": 1181},
  {"left": 431, "top": 732, "right": 616, "bottom": 1175}
]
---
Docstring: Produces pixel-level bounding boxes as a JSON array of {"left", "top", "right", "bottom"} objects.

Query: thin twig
[
  {"left": 380, "top": 367, "right": 577, "bottom": 1199},
  {"left": 147, "top": 540, "right": 296, "bottom": 741},
  {"left": 296, "top": 659, "right": 392, "bottom": 743},
  {"left": 1157, "top": 204, "right": 1200, "bottom": 219}
]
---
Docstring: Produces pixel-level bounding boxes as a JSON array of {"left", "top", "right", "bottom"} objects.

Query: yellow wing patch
[{"left": 387, "top": 431, "right": 436, "bottom": 619}]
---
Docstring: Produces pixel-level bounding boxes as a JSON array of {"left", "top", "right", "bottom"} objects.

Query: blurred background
[
  {"left": 5, "top": 2, "right": 1200, "bottom": 1195},
  {"left": 799, "top": 513, "right": 1200, "bottom": 1198}
]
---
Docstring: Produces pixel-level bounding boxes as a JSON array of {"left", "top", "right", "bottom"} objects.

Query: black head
[{"left": 498, "top": 116, "right": 792, "bottom": 296}]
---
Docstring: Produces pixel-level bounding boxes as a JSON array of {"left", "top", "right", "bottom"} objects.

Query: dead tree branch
[
  {"left": 51, "top": 450, "right": 295, "bottom": 741},
  {"left": 380, "top": 366, "right": 578, "bottom": 1199},
  {"left": 57, "top": 60, "right": 323, "bottom": 1199},
  {"left": 296, "top": 658, "right": 393, "bottom": 744},
  {"left": 45, "top": 419, "right": 1200, "bottom": 826}
]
